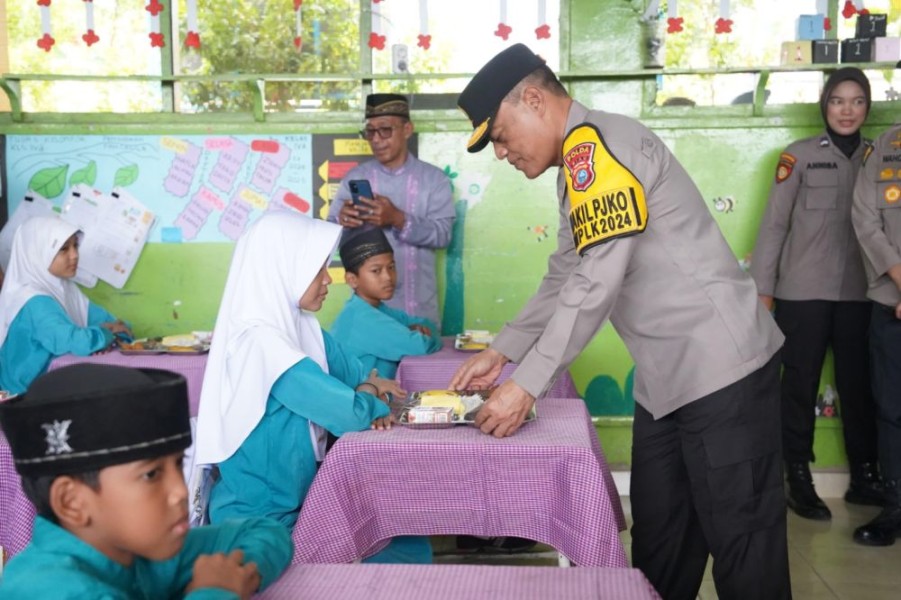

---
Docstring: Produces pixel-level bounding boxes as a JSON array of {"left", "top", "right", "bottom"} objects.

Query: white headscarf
[
  {"left": 194, "top": 212, "right": 341, "bottom": 465},
  {"left": 0, "top": 216, "right": 87, "bottom": 348}
]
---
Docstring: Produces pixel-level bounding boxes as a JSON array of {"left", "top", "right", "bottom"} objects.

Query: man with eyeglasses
[{"left": 328, "top": 94, "right": 454, "bottom": 328}]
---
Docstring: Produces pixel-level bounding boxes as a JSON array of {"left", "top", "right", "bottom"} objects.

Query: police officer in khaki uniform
[
  {"left": 451, "top": 44, "right": 789, "bottom": 600},
  {"left": 850, "top": 123, "right": 901, "bottom": 546},
  {"left": 751, "top": 68, "right": 883, "bottom": 522}
]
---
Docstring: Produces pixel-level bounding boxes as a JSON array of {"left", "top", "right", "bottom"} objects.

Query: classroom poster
[{"left": 4, "top": 134, "right": 383, "bottom": 244}]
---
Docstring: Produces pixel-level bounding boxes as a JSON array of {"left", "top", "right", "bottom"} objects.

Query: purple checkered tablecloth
[
  {"left": 50, "top": 351, "right": 208, "bottom": 416},
  {"left": 396, "top": 338, "right": 581, "bottom": 399},
  {"left": 256, "top": 563, "right": 660, "bottom": 599},
  {"left": 0, "top": 351, "right": 208, "bottom": 559},
  {"left": 291, "top": 398, "right": 626, "bottom": 568}
]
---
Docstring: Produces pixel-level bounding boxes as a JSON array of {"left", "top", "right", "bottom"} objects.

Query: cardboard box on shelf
[
  {"left": 841, "top": 38, "right": 874, "bottom": 63},
  {"left": 874, "top": 37, "right": 901, "bottom": 63},
  {"left": 813, "top": 39, "right": 840, "bottom": 64},
  {"left": 781, "top": 41, "right": 813, "bottom": 65},
  {"left": 855, "top": 14, "right": 888, "bottom": 39}
]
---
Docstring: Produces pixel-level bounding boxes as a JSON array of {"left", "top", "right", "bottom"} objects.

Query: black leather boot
[
  {"left": 853, "top": 479, "right": 901, "bottom": 546},
  {"left": 785, "top": 461, "right": 831, "bottom": 520},
  {"left": 845, "top": 461, "right": 885, "bottom": 506}
]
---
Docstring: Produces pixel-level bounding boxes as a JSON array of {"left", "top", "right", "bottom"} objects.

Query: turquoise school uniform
[
  {"left": 0, "top": 296, "right": 114, "bottom": 394},
  {"left": 0, "top": 515, "right": 291, "bottom": 600},
  {"left": 210, "top": 331, "right": 389, "bottom": 527},
  {"left": 210, "top": 332, "right": 430, "bottom": 564},
  {"left": 330, "top": 293, "right": 442, "bottom": 379}
]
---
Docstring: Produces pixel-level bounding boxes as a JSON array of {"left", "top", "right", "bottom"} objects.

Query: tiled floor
[{"left": 431, "top": 496, "right": 900, "bottom": 599}]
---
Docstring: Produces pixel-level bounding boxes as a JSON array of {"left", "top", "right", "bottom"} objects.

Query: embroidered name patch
[{"left": 563, "top": 124, "right": 648, "bottom": 255}]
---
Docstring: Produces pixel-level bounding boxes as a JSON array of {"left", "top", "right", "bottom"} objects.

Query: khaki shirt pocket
[{"left": 803, "top": 169, "right": 839, "bottom": 210}]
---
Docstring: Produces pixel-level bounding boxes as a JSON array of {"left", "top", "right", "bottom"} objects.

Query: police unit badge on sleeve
[
  {"left": 775, "top": 152, "right": 796, "bottom": 183},
  {"left": 563, "top": 124, "right": 648, "bottom": 256}
]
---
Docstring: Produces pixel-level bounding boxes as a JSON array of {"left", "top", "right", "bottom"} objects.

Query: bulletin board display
[{"left": 3, "top": 133, "right": 394, "bottom": 243}]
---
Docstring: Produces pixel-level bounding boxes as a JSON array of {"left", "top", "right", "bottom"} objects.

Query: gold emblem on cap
[{"left": 468, "top": 118, "right": 490, "bottom": 149}]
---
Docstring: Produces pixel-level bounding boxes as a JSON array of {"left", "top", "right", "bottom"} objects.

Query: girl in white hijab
[
  {"left": 0, "top": 216, "right": 130, "bottom": 394},
  {"left": 195, "top": 211, "right": 402, "bottom": 532}
]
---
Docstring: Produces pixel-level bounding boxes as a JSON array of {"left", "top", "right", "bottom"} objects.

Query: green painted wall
[{"left": 3, "top": 0, "right": 893, "bottom": 469}]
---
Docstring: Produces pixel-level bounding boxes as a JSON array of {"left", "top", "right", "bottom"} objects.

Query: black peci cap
[
  {"left": 0, "top": 364, "right": 191, "bottom": 478},
  {"left": 458, "top": 44, "right": 547, "bottom": 153},
  {"left": 366, "top": 93, "right": 410, "bottom": 119},
  {"left": 339, "top": 226, "right": 394, "bottom": 272}
]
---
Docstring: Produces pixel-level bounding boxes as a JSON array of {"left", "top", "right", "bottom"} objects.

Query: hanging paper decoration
[
  {"left": 667, "top": 0, "right": 684, "bottom": 34},
  {"left": 535, "top": 0, "right": 551, "bottom": 39},
  {"left": 36, "top": 0, "right": 55, "bottom": 52},
  {"left": 293, "top": 0, "right": 302, "bottom": 50},
  {"left": 146, "top": 0, "right": 165, "bottom": 48},
  {"left": 842, "top": 1, "right": 868, "bottom": 18},
  {"left": 185, "top": 0, "right": 200, "bottom": 49},
  {"left": 369, "top": 0, "right": 386, "bottom": 50},
  {"left": 82, "top": 0, "right": 99, "bottom": 47},
  {"left": 495, "top": 0, "right": 512, "bottom": 41},
  {"left": 418, "top": 0, "right": 431, "bottom": 50},
  {"left": 714, "top": 0, "right": 732, "bottom": 34}
]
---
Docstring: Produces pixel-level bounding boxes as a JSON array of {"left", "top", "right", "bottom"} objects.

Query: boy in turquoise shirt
[
  {"left": 331, "top": 227, "right": 442, "bottom": 379},
  {"left": 0, "top": 363, "right": 291, "bottom": 599}
]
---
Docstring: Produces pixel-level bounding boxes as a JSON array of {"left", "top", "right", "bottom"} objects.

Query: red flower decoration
[
  {"left": 667, "top": 17, "right": 684, "bottom": 34},
  {"left": 149, "top": 32, "right": 165, "bottom": 48},
  {"left": 714, "top": 18, "right": 732, "bottom": 34},
  {"left": 494, "top": 22, "right": 512, "bottom": 41},
  {"left": 823, "top": 406, "right": 835, "bottom": 417},
  {"left": 859, "top": 8, "right": 869, "bottom": 15},
  {"left": 37, "top": 0, "right": 51, "bottom": 6},
  {"left": 535, "top": 24, "right": 551, "bottom": 40},
  {"left": 82, "top": 29, "right": 99, "bottom": 47},
  {"left": 417, "top": 34, "right": 431, "bottom": 50},
  {"left": 145, "top": 0, "right": 164, "bottom": 17},
  {"left": 824, "top": 17, "right": 832, "bottom": 31},
  {"left": 841, "top": 1, "right": 857, "bottom": 19},
  {"left": 368, "top": 32, "right": 386, "bottom": 50},
  {"left": 36, "top": 33, "right": 55, "bottom": 52},
  {"left": 372, "top": 0, "right": 382, "bottom": 3},
  {"left": 293, "top": 0, "right": 302, "bottom": 8},
  {"left": 185, "top": 31, "right": 201, "bottom": 49},
  {"left": 293, "top": 36, "right": 302, "bottom": 49}
]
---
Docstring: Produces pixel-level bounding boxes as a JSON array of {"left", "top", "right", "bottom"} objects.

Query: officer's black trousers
[
  {"left": 774, "top": 299, "right": 878, "bottom": 465},
  {"left": 630, "top": 353, "right": 791, "bottom": 600},
  {"left": 869, "top": 304, "right": 901, "bottom": 481}
]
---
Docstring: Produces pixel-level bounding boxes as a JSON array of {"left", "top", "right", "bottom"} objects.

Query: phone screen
[{"left": 349, "top": 179, "right": 373, "bottom": 205}]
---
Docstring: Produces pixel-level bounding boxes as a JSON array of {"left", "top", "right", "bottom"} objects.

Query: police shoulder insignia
[
  {"left": 863, "top": 142, "right": 874, "bottom": 165},
  {"left": 775, "top": 152, "right": 796, "bottom": 184},
  {"left": 563, "top": 124, "right": 648, "bottom": 256}
]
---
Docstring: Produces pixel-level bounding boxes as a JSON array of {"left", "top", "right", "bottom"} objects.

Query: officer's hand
[
  {"left": 894, "top": 301, "right": 901, "bottom": 320},
  {"left": 449, "top": 348, "right": 508, "bottom": 391},
  {"left": 758, "top": 294, "right": 774, "bottom": 311},
  {"left": 474, "top": 379, "right": 535, "bottom": 438}
]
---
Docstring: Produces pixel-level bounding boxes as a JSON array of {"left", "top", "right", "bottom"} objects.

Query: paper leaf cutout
[
  {"left": 114, "top": 164, "right": 139, "bottom": 187},
  {"left": 69, "top": 161, "right": 97, "bottom": 187},
  {"left": 29, "top": 165, "right": 69, "bottom": 199}
]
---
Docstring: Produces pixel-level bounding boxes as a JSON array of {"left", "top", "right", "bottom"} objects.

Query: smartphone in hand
[{"left": 348, "top": 179, "right": 374, "bottom": 206}]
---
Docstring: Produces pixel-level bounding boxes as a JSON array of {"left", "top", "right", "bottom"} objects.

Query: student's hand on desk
[
  {"left": 364, "top": 369, "right": 406, "bottom": 402},
  {"left": 475, "top": 379, "right": 535, "bottom": 438},
  {"left": 187, "top": 549, "right": 261, "bottom": 600},
  {"left": 409, "top": 323, "right": 432, "bottom": 337},
  {"left": 449, "top": 348, "right": 509, "bottom": 391},
  {"left": 371, "top": 413, "right": 396, "bottom": 430},
  {"left": 101, "top": 320, "right": 133, "bottom": 338}
]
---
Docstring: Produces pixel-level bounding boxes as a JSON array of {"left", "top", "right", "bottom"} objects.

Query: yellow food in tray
[{"left": 419, "top": 390, "right": 466, "bottom": 417}]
